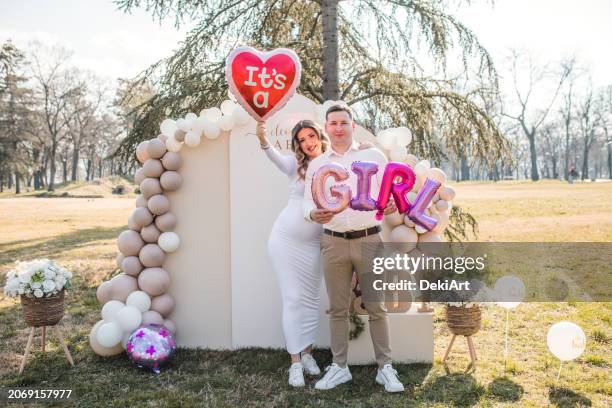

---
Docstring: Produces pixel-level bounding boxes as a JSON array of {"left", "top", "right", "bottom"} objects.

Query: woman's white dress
[{"left": 264, "top": 146, "right": 323, "bottom": 354}]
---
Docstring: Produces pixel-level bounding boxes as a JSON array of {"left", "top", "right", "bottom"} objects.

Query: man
[{"left": 303, "top": 104, "right": 405, "bottom": 392}]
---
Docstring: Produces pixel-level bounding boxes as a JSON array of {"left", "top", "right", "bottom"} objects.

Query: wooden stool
[
  {"left": 19, "top": 325, "right": 74, "bottom": 374},
  {"left": 442, "top": 334, "right": 477, "bottom": 365}
]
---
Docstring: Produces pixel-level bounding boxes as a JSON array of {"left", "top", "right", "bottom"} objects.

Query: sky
[{"left": 1, "top": 0, "right": 611, "bottom": 89}]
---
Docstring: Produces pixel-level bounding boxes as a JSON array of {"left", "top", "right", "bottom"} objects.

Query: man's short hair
[{"left": 326, "top": 104, "right": 354, "bottom": 121}]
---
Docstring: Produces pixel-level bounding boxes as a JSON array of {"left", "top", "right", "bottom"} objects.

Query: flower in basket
[{"left": 3, "top": 259, "right": 73, "bottom": 298}]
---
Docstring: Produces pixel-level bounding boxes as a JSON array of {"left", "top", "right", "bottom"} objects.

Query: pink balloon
[
  {"left": 151, "top": 293, "right": 175, "bottom": 317},
  {"left": 407, "top": 178, "right": 441, "bottom": 231},
  {"left": 96, "top": 281, "right": 113, "bottom": 304},
  {"left": 350, "top": 161, "right": 378, "bottom": 211},
  {"left": 311, "top": 163, "right": 351, "bottom": 214},
  {"left": 376, "top": 162, "right": 416, "bottom": 220},
  {"left": 142, "top": 310, "right": 164, "bottom": 325}
]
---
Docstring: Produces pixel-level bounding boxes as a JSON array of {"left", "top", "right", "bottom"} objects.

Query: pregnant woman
[{"left": 256, "top": 119, "right": 330, "bottom": 387}]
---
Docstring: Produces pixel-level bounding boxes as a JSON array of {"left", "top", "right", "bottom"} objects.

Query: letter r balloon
[{"left": 375, "top": 162, "right": 416, "bottom": 220}]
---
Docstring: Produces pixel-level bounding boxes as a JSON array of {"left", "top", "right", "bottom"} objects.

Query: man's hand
[
  {"left": 310, "top": 209, "right": 335, "bottom": 224},
  {"left": 383, "top": 198, "right": 397, "bottom": 215}
]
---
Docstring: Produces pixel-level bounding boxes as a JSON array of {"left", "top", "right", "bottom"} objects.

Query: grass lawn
[{"left": 0, "top": 180, "right": 610, "bottom": 407}]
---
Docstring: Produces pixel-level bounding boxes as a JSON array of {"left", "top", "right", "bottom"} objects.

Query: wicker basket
[
  {"left": 20, "top": 290, "right": 65, "bottom": 327},
  {"left": 445, "top": 305, "right": 481, "bottom": 336}
]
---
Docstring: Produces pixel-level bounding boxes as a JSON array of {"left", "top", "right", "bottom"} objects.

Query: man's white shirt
[{"left": 303, "top": 140, "right": 388, "bottom": 232}]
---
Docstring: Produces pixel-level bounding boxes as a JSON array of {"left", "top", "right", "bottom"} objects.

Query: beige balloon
[
  {"left": 140, "top": 178, "right": 162, "bottom": 198},
  {"left": 142, "top": 310, "right": 164, "bottom": 325},
  {"left": 155, "top": 212, "right": 177, "bottom": 232},
  {"left": 143, "top": 158, "right": 164, "bottom": 178},
  {"left": 383, "top": 210, "right": 404, "bottom": 228},
  {"left": 173, "top": 129, "right": 186, "bottom": 143},
  {"left": 405, "top": 154, "right": 419, "bottom": 168},
  {"left": 427, "top": 168, "right": 447, "bottom": 184},
  {"left": 157, "top": 133, "right": 168, "bottom": 143},
  {"left": 117, "top": 230, "right": 144, "bottom": 256},
  {"left": 403, "top": 215, "right": 416, "bottom": 228},
  {"left": 127, "top": 215, "right": 141, "bottom": 232},
  {"left": 110, "top": 273, "right": 139, "bottom": 302},
  {"left": 163, "top": 319, "right": 177, "bottom": 333},
  {"left": 139, "top": 244, "right": 166, "bottom": 267},
  {"left": 90, "top": 320, "right": 123, "bottom": 356},
  {"left": 390, "top": 225, "right": 418, "bottom": 252},
  {"left": 132, "top": 207, "right": 154, "bottom": 228},
  {"left": 147, "top": 138, "right": 167, "bottom": 159},
  {"left": 134, "top": 167, "right": 146, "bottom": 185},
  {"left": 161, "top": 151, "right": 183, "bottom": 171},
  {"left": 141, "top": 223, "right": 161, "bottom": 243},
  {"left": 135, "top": 194, "right": 148, "bottom": 208},
  {"left": 96, "top": 281, "right": 113, "bottom": 304},
  {"left": 138, "top": 268, "right": 171, "bottom": 297},
  {"left": 435, "top": 199, "right": 449, "bottom": 212},
  {"left": 116, "top": 253, "right": 125, "bottom": 269},
  {"left": 418, "top": 231, "right": 443, "bottom": 243},
  {"left": 147, "top": 194, "right": 170, "bottom": 216},
  {"left": 136, "top": 141, "right": 150, "bottom": 164},
  {"left": 121, "top": 256, "right": 144, "bottom": 277},
  {"left": 439, "top": 186, "right": 456, "bottom": 201},
  {"left": 160, "top": 171, "right": 182, "bottom": 191},
  {"left": 151, "top": 293, "right": 175, "bottom": 317}
]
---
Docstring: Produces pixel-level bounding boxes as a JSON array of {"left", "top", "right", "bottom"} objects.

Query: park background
[{"left": 0, "top": 0, "right": 610, "bottom": 406}]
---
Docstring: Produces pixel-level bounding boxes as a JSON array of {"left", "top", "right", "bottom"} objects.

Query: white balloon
[
  {"left": 177, "top": 118, "right": 191, "bottom": 132},
  {"left": 121, "top": 332, "right": 131, "bottom": 349},
  {"left": 227, "top": 89, "right": 237, "bottom": 102},
  {"left": 126, "top": 290, "right": 151, "bottom": 313},
  {"left": 115, "top": 305, "right": 143, "bottom": 332},
  {"left": 427, "top": 168, "right": 448, "bottom": 184},
  {"left": 160, "top": 119, "right": 177, "bottom": 138},
  {"left": 220, "top": 100, "right": 237, "bottom": 116},
  {"left": 389, "top": 145, "right": 408, "bottom": 161},
  {"left": 414, "top": 162, "right": 429, "bottom": 176},
  {"left": 165, "top": 137, "right": 182, "bottom": 153},
  {"left": 97, "top": 321, "right": 123, "bottom": 348},
  {"left": 233, "top": 106, "right": 251, "bottom": 125},
  {"left": 204, "top": 107, "right": 222, "bottom": 123},
  {"left": 419, "top": 160, "right": 431, "bottom": 169},
  {"left": 185, "top": 112, "right": 197, "bottom": 121},
  {"left": 494, "top": 275, "right": 526, "bottom": 309},
  {"left": 218, "top": 115, "right": 235, "bottom": 132},
  {"left": 101, "top": 300, "right": 125, "bottom": 322},
  {"left": 158, "top": 232, "right": 180, "bottom": 252},
  {"left": 191, "top": 117, "right": 208, "bottom": 133},
  {"left": 203, "top": 122, "right": 221, "bottom": 139},
  {"left": 377, "top": 129, "right": 397, "bottom": 150},
  {"left": 547, "top": 321, "right": 586, "bottom": 361},
  {"left": 415, "top": 224, "right": 428, "bottom": 234},
  {"left": 184, "top": 130, "right": 201, "bottom": 147},
  {"left": 322, "top": 100, "right": 335, "bottom": 112},
  {"left": 395, "top": 127, "right": 413, "bottom": 145}
]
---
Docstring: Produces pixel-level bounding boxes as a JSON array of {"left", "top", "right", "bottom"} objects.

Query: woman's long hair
[{"left": 290, "top": 120, "right": 329, "bottom": 180}]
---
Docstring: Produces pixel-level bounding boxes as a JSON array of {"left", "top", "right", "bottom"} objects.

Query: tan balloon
[
  {"left": 439, "top": 186, "right": 456, "bottom": 201},
  {"left": 155, "top": 212, "right": 177, "bottom": 232},
  {"left": 151, "top": 293, "right": 175, "bottom": 317},
  {"left": 139, "top": 244, "right": 166, "bottom": 267},
  {"left": 405, "top": 154, "right": 419, "bottom": 168},
  {"left": 174, "top": 129, "right": 186, "bottom": 142},
  {"left": 117, "top": 230, "right": 144, "bottom": 256},
  {"left": 140, "top": 178, "right": 162, "bottom": 198},
  {"left": 135, "top": 194, "right": 148, "bottom": 208},
  {"left": 116, "top": 253, "right": 125, "bottom": 269},
  {"left": 147, "top": 194, "right": 170, "bottom": 216},
  {"left": 418, "top": 231, "right": 443, "bottom": 243},
  {"left": 435, "top": 200, "right": 449, "bottom": 212},
  {"left": 136, "top": 141, "right": 150, "bottom": 164},
  {"left": 110, "top": 273, "right": 139, "bottom": 302},
  {"left": 427, "top": 168, "right": 447, "bottom": 184},
  {"left": 383, "top": 210, "right": 404, "bottom": 228},
  {"left": 390, "top": 225, "right": 418, "bottom": 252},
  {"left": 96, "top": 281, "right": 113, "bottom": 304},
  {"left": 163, "top": 319, "right": 177, "bottom": 334},
  {"left": 127, "top": 215, "right": 141, "bottom": 232},
  {"left": 160, "top": 171, "right": 182, "bottom": 191},
  {"left": 141, "top": 223, "right": 161, "bottom": 243},
  {"left": 157, "top": 133, "right": 168, "bottom": 143},
  {"left": 147, "top": 138, "right": 167, "bottom": 159},
  {"left": 132, "top": 207, "right": 153, "bottom": 228},
  {"left": 404, "top": 215, "right": 416, "bottom": 228},
  {"left": 121, "top": 256, "right": 144, "bottom": 277},
  {"left": 138, "top": 268, "right": 171, "bottom": 297},
  {"left": 143, "top": 159, "right": 164, "bottom": 178},
  {"left": 161, "top": 151, "right": 183, "bottom": 171},
  {"left": 90, "top": 320, "right": 123, "bottom": 356},
  {"left": 142, "top": 310, "right": 164, "bottom": 325},
  {"left": 134, "top": 167, "right": 146, "bottom": 185}
]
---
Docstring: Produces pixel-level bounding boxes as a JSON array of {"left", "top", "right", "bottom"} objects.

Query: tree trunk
[
  {"left": 607, "top": 143, "right": 612, "bottom": 179},
  {"left": 48, "top": 141, "right": 57, "bottom": 191},
  {"left": 460, "top": 154, "right": 470, "bottom": 181},
  {"left": 98, "top": 157, "right": 103, "bottom": 178},
  {"left": 8, "top": 173, "right": 13, "bottom": 190},
  {"left": 552, "top": 157, "right": 558, "bottom": 179},
  {"left": 62, "top": 160, "right": 68, "bottom": 183},
  {"left": 527, "top": 132, "right": 539, "bottom": 181},
  {"left": 0, "top": 171, "right": 4, "bottom": 192},
  {"left": 15, "top": 171, "right": 21, "bottom": 194},
  {"left": 322, "top": 0, "right": 339, "bottom": 101},
  {"left": 71, "top": 142, "right": 79, "bottom": 181},
  {"left": 581, "top": 138, "right": 589, "bottom": 181}
]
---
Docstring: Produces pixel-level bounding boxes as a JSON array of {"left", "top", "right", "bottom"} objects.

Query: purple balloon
[
  {"left": 407, "top": 178, "right": 441, "bottom": 231},
  {"left": 126, "top": 324, "right": 176, "bottom": 374},
  {"left": 350, "top": 161, "right": 378, "bottom": 211}
]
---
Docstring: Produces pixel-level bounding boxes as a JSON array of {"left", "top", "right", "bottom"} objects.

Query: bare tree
[{"left": 577, "top": 80, "right": 600, "bottom": 180}]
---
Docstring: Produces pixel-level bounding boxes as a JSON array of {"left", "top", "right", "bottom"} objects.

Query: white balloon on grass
[
  {"left": 394, "top": 127, "right": 413, "bottom": 145},
  {"left": 126, "top": 290, "right": 151, "bottom": 313},
  {"left": 220, "top": 100, "right": 237, "bottom": 116},
  {"left": 115, "top": 305, "right": 143, "bottom": 332},
  {"left": 165, "top": 136, "right": 182, "bottom": 153},
  {"left": 203, "top": 122, "right": 221, "bottom": 139},
  {"left": 203, "top": 107, "right": 222, "bottom": 123},
  {"left": 218, "top": 115, "right": 235, "bottom": 132},
  {"left": 160, "top": 119, "right": 177, "bottom": 138},
  {"left": 184, "top": 130, "right": 201, "bottom": 147},
  {"left": 101, "top": 300, "right": 125, "bottom": 322},
  {"left": 158, "top": 232, "right": 180, "bottom": 253},
  {"left": 97, "top": 321, "right": 123, "bottom": 348},
  {"left": 389, "top": 145, "right": 408, "bottom": 161},
  {"left": 547, "top": 321, "right": 586, "bottom": 361},
  {"left": 494, "top": 275, "right": 526, "bottom": 309}
]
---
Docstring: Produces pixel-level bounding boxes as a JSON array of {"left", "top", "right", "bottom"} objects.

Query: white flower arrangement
[{"left": 3, "top": 259, "right": 72, "bottom": 298}]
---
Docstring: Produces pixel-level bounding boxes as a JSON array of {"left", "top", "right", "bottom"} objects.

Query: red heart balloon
[{"left": 226, "top": 46, "right": 302, "bottom": 121}]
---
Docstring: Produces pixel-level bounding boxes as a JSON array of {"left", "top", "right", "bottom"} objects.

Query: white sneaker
[
  {"left": 288, "top": 362, "right": 305, "bottom": 387},
  {"left": 301, "top": 353, "right": 321, "bottom": 376},
  {"left": 376, "top": 364, "right": 405, "bottom": 393},
  {"left": 314, "top": 363, "right": 352, "bottom": 390}
]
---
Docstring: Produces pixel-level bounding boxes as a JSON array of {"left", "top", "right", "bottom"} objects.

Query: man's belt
[{"left": 323, "top": 226, "right": 381, "bottom": 240}]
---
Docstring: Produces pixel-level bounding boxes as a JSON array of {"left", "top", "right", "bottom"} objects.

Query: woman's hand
[{"left": 256, "top": 121, "right": 268, "bottom": 147}]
